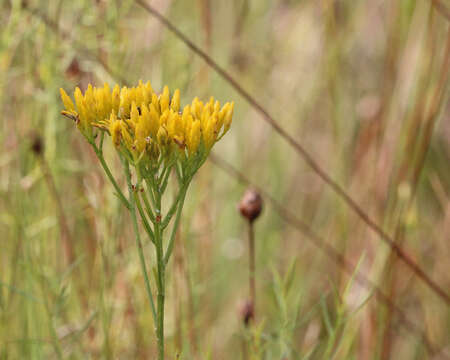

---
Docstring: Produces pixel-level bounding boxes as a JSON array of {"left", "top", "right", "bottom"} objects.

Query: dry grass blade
[{"left": 134, "top": 0, "right": 450, "bottom": 305}]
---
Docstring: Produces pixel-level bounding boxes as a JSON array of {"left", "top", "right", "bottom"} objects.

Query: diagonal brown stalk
[{"left": 134, "top": 0, "right": 450, "bottom": 305}]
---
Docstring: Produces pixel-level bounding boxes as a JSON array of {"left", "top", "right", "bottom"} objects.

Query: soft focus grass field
[{"left": 1, "top": 0, "right": 450, "bottom": 359}]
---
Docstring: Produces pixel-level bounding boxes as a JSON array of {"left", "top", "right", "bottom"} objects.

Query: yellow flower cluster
[{"left": 60, "top": 81, "right": 234, "bottom": 159}]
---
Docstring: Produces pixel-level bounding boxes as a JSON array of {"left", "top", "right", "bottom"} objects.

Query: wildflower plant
[{"left": 60, "top": 81, "right": 233, "bottom": 359}]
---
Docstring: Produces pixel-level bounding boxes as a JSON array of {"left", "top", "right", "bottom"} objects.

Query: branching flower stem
[
  {"left": 123, "top": 158, "right": 157, "bottom": 324},
  {"left": 153, "top": 187, "right": 165, "bottom": 360},
  {"left": 91, "top": 138, "right": 130, "bottom": 210},
  {"left": 60, "top": 81, "right": 234, "bottom": 359},
  {"left": 164, "top": 186, "right": 188, "bottom": 266}
]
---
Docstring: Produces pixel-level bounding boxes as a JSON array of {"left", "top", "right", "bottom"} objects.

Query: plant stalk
[
  {"left": 154, "top": 188, "right": 165, "bottom": 360},
  {"left": 248, "top": 220, "right": 255, "bottom": 319}
]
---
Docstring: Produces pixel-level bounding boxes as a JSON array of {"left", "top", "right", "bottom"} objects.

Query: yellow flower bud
[
  {"left": 187, "top": 120, "right": 201, "bottom": 154},
  {"left": 208, "top": 96, "right": 214, "bottom": 108},
  {"left": 172, "top": 111, "right": 184, "bottom": 136},
  {"left": 160, "top": 85, "right": 170, "bottom": 112},
  {"left": 135, "top": 119, "right": 147, "bottom": 153},
  {"left": 182, "top": 105, "right": 193, "bottom": 136},
  {"left": 170, "top": 89, "right": 180, "bottom": 112},
  {"left": 152, "top": 93, "right": 160, "bottom": 113},
  {"left": 112, "top": 84, "right": 120, "bottom": 114},
  {"left": 200, "top": 103, "right": 212, "bottom": 131},
  {"left": 84, "top": 84, "right": 95, "bottom": 119},
  {"left": 214, "top": 100, "right": 220, "bottom": 113},
  {"left": 102, "top": 83, "right": 112, "bottom": 118},
  {"left": 166, "top": 111, "right": 177, "bottom": 139},
  {"left": 94, "top": 87, "right": 104, "bottom": 120},
  {"left": 60, "top": 88, "right": 75, "bottom": 111},
  {"left": 159, "top": 109, "right": 170, "bottom": 127},
  {"left": 110, "top": 114, "right": 122, "bottom": 147},
  {"left": 74, "top": 87, "right": 88, "bottom": 130},
  {"left": 144, "top": 81, "right": 153, "bottom": 103},
  {"left": 191, "top": 97, "right": 203, "bottom": 119},
  {"left": 120, "top": 86, "right": 131, "bottom": 117},
  {"left": 157, "top": 126, "right": 169, "bottom": 146},
  {"left": 136, "top": 80, "right": 144, "bottom": 107},
  {"left": 203, "top": 112, "right": 218, "bottom": 149},
  {"left": 149, "top": 103, "right": 160, "bottom": 138},
  {"left": 130, "top": 102, "right": 139, "bottom": 124},
  {"left": 140, "top": 104, "right": 151, "bottom": 134},
  {"left": 221, "top": 101, "right": 234, "bottom": 135},
  {"left": 121, "top": 121, "right": 134, "bottom": 150}
]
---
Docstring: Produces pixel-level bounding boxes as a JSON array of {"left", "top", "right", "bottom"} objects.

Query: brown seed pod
[
  {"left": 238, "top": 188, "right": 263, "bottom": 223},
  {"left": 240, "top": 299, "right": 254, "bottom": 326},
  {"left": 30, "top": 133, "right": 44, "bottom": 156}
]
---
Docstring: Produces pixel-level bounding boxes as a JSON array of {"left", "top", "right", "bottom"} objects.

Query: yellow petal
[
  {"left": 170, "top": 89, "right": 180, "bottom": 112},
  {"left": 130, "top": 101, "right": 139, "bottom": 124},
  {"left": 60, "top": 88, "right": 75, "bottom": 111},
  {"left": 111, "top": 84, "right": 120, "bottom": 114},
  {"left": 188, "top": 120, "right": 201, "bottom": 154},
  {"left": 160, "top": 85, "right": 170, "bottom": 112}
]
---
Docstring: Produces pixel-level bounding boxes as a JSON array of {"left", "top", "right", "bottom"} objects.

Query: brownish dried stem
[
  {"left": 248, "top": 220, "right": 255, "bottom": 320},
  {"left": 134, "top": 0, "right": 450, "bottom": 305}
]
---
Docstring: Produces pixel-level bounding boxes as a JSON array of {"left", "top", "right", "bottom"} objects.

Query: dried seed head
[
  {"left": 239, "top": 299, "right": 254, "bottom": 326},
  {"left": 65, "top": 58, "right": 82, "bottom": 79},
  {"left": 238, "top": 188, "right": 263, "bottom": 223},
  {"left": 30, "top": 134, "right": 44, "bottom": 156}
]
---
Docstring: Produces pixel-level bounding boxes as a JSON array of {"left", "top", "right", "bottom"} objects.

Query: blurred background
[{"left": 1, "top": 0, "right": 450, "bottom": 359}]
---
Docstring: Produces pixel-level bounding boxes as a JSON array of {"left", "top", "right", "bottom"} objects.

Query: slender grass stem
[
  {"left": 248, "top": 221, "right": 255, "bottom": 319},
  {"left": 38, "top": 155, "right": 74, "bottom": 265}
]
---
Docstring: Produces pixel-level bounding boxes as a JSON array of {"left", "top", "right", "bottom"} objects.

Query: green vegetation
[{"left": 1, "top": 1, "right": 449, "bottom": 359}]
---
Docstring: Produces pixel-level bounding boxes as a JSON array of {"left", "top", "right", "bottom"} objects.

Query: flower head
[{"left": 60, "top": 81, "right": 234, "bottom": 166}]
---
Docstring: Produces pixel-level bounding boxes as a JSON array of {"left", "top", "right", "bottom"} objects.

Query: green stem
[
  {"left": 136, "top": 166, "right": 157, "bottom": 224},
  {"left": 123, "top": 159, "right": 157, "bottom": 326},
  {"left": 141, "top": 189, "right": 157, "bottom": 223},
  {"left": 134, "top": 192, "right": 155, "bottom": 243},
  {"left": 154, "top": 189, "right": 165, "bottom": 360},
  {"left": 163, "top": 187, "right": 188, "bottom": 266},
  {"left": 144, "top": 177, "right": 158, "bottom": 208},
  {"left": 159, "top": 163, "right": 173, "bottom": 193},
  {"left": 161, "top": 184, "right": 187, "bottom": 230},
  {"left": 92, "top": 144, "right": 130, "bottom": 209}
]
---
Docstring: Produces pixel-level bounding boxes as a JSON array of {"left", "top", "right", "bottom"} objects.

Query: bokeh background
[{"left": 1, "top": 0, "right": 450, "bottom": 359}]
